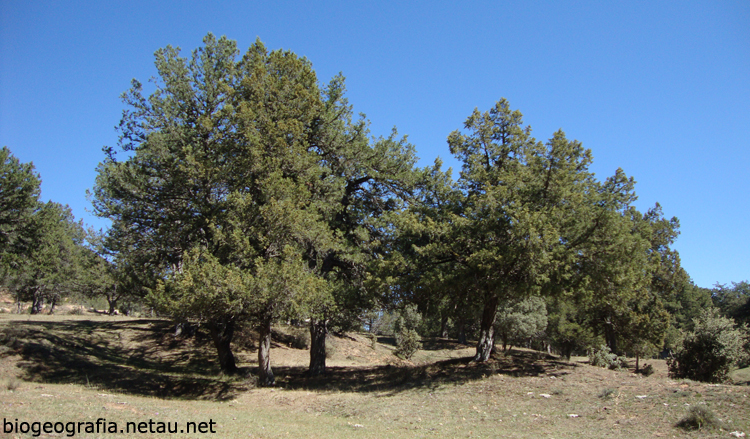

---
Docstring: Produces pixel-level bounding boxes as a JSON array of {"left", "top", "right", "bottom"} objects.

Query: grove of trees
[{"left": 2, "top": 33, "right": 748, "bottom": 384}]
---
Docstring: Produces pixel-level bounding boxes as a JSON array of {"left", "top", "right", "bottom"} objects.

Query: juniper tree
[
  {"left": 441, "top": 100, "right": 604, "bottom": 361},
  {"left": 302, "top": 75, "right": 420, "bottom": 375},
  {"left": 93, "top": 34, "right": 334, "bottom": 383}
]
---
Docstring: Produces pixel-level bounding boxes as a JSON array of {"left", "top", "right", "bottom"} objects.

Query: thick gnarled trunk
[
  {"left": 604, "top": 318, "right": 618, "bottom": 355},
  {"left": 308, "top": 318, "right": 328, "bottom": 376},
  {"left": 457, "top": 318, "right": 467, "bottom": 345},
  {"left": 257, "top": 318, "right": 275, "bottom": 387},
  {"left": 30, "top": 290, "right": 44, "bottom": 315},
  {"left": 474, "top": 296, "right": 499, "bottom": 362},
  {"left": 440, "top": 315, "right": 449, "bottom": 339},
  {"left": 208, "top": 320, "right": 238, "bottom": 375}
]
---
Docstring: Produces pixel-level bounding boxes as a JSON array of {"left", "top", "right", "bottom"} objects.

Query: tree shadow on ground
[
  {"left": 420, "top": 337, "right": 473, "bottom": 351},
  {"left": 275, "top": 349, "right": 578, "bottom": 396},
  {"left": 1, "top": 319, "right": 578, "bottom": 400},
  {"left": 0, "top": 320, "right": 244, "bottom": 401}
]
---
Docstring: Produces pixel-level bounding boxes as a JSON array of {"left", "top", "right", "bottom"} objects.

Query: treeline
[
  {"left": 0, "top": 146, "right": 120, "bottom": 315},
  {"left": 1, "top": 34, "right": 748, "bottom": 385}
]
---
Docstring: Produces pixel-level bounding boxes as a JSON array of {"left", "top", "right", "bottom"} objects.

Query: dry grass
[{"left": 1, "top": 313, "right": 748, "bottom": 438}]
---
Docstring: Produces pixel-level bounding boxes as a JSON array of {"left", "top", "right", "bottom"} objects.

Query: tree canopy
[{"left": 0, "top": 33, "right": 716, "bottom": 386}]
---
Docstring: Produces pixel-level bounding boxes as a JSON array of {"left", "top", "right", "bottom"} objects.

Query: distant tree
[
  {"left": 6, "top": 202, "right": 85, "bottom": 314},
  {"left": 573, "top": 201, "right": 687, "bottom": 359},
  {"left": 545, "top": 295, "right": 599, "bottom": 359},
  {"left": 78, "top": 228, "right": 135, "bottom": 316},
  {"left": 668, "top": 308, "right": 750, "bottom": 383},
  {"left": 0, "top": 146, "right": 41, "bottom": 274},
  {"left": 713, "top": 281, "right": 750, "bottom": 326},
  {"left": 494, "top": 295, "right": 547, "bottom": 352},
  {"left": 405, "top": 99, "right": 632, "bottom": 362}
]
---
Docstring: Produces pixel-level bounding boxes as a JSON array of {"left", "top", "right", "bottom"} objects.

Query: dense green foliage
[
  {"left": 5, "top": 201, "right": 85, "bottom": 313},
  {"left": 494, "top": 295, "right": 547, "bottom": 352},
  {"left": 668, "top": 308, "right": 750, "bottom": 383},
  {"left": 1, "top": 147, "right": 90, "bottom": 314},
  {"left": 91, "top": 34, "right": 418, "bottom": 382},
  {"left": 713, "top": 281, "right": 750, "bottom": 326},
  {"left": 0, "top": 146, "right": 41, "bottom": 260}
]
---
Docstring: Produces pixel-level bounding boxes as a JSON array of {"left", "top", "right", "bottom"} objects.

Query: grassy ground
[{"left": 1, "top": 313, "right": 748, "bottom": 438}]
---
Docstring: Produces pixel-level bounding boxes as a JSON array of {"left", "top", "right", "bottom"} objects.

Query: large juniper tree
[
  {"left": 93, "top": 34, "right": 418, "bottom": 384},
  {"left": 441, "top": 100, "right": 605, "bottom": 361},
  {"left": 302, "top": 75, "right": 420, "bottom": 375},
  {"left": 93, "top": 34, "right": 334, "bottom": 383},
  {"left": 396, "top": 99, "right": 646, "bottom": 362}
]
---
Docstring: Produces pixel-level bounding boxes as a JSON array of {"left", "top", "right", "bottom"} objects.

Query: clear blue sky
[{"left": 1, "top": 1, "right": 748, "bottom": 289}]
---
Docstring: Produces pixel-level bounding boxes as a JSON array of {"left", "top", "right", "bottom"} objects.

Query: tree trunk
[
  {"left": 440, "top": 315, "right": 449, "bottom": 339},
  {"left": 604, "top": 319, "right": 618, "bottom": 355},
  {"left": 308, "top": 318, "right": 328, "bottom": 376},
  {"left": 474, "top": 296, "right": 499, "bottom": 362},
  {"left": 635, "top": 353, "right": 640, "bottom": 372},
  {"left": 107, "top": 286, "right": 118, "bottom": 316},
  {"left": 48, "top": 296, "right": 57, "bottom": 314},
  {"left": 208, "top": 320, "right": 238, "bottom": 375},
  {"left": 30, "top": 290, "right": 44, "bottom": 315},
  {"left": 457, "top": 318, "right": 467, "bottom": 345},
  {"left": 257, "top": 318, "right": 275, "bottom": 387}
]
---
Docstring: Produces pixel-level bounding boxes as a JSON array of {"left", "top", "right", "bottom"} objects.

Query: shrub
[
  {"left": 589, "top": 345, "right": 628, "bottom": 371},
  {"left": 638, "top": 363, "right": 655, "bottom": 377},
  {"left": 6, "top": 377, "right": 21, "bottom": 391},
  {"left": 394, "top": 329, "right": 421, "bottom": 359},
  {"left": 668, "top": 309, "right": 750, "bottom": 383},
  {"left": 290, "top": 328, "right": 310, "bottom": 350},
  {"left": 675, "top": 405, "right": 723, "bottom": 431},
  {"left": 67, "top": 306, "right": 85, "bottom": 315},
  {"left": 394, "top": 305, "right": 422, "bottom": 360}
]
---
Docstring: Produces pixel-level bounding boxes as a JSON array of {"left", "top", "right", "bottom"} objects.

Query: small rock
[
  {"left": 729, "top": 432, "right": 745, "bottom": 438},
  {"left": 539, "top": 394, "right": 551, "bottom": 398},
  {"left": 568, "top": 414, "right": 579, "bottom": 418},
  {"left": 635, "top": 395, "right": 648, "bottom": 399}
]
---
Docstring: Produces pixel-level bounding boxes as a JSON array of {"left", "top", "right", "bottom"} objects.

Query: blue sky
[{"left": 1, "top": 1, "right": 747, "bottom": 288}]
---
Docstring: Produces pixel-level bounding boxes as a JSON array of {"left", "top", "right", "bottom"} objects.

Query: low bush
[
  {"left": 589, "top": 345, "right": 628, "bottom": 371},
  {"left": 394, "top": 329, "right": 421, "bottom": 360},
  {"left": 393, "top": 305, "right": 422, "bottom": 360},
  {"left": 675, "top": 405, "right": 723, "bottom": 431},
  {"left": 6, "top": 377, "right": 21, "bottom": 391},
  {"left": 637, "top": 363, "right": 655, "bottom": 377},
  {"left": 290, "top": 328, "right": 310, "bottom": 350}
]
